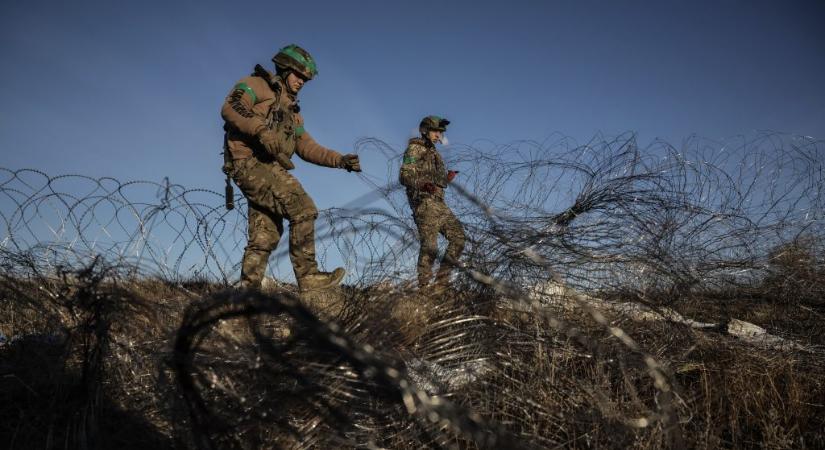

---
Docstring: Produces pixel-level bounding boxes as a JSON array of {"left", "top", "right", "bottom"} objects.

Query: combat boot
[{"left": 298, "top": 267, "right": 346, "bottom": 292}]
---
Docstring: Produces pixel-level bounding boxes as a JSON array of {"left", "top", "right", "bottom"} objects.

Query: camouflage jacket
[
  {"left": 399, "top": 137, "right": 448, "bottom": 206},
  {"left": 220, "top": 65, "right": 342, "bottom": 168}
]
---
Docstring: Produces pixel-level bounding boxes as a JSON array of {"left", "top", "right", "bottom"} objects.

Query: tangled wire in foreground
[{"left": 2, "top": 132, "right": 824, "bottom": 448}]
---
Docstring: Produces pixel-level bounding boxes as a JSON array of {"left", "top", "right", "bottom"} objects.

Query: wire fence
[
  {"left": 2, "top": 131, "right": 824, "bottom": 449},
  {"left": 3, "top": 132, "right": 823, "bottom": 291}
]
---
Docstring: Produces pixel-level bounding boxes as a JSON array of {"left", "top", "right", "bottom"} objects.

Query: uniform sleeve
[
  {"left": 431, "top": 151, "right": 448, "bottom": 187},
  {"left": 293, "top": 113, "right": 343, "bottom": 168},
  {"left": 220, "top": 77, "right": 266, "bottom": 136},
  {"left": 399, "top": 143, "right": 428, "bottom": 188}
]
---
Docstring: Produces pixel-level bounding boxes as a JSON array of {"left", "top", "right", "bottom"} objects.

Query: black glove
[
  {"left": 258, "top": 129, "right": 295, "bottom": 170},
  {"left": 340, "top": 153, "right": 361, "bottom": 172}
]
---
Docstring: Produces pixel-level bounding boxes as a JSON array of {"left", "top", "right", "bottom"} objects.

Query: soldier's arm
[
  {"left": 293, "top": 114, "right": 344, "bottom": 168},
  {"left": 220, "top": 76, "right": 266, "bottom": 136},
  {"left": 399, "top": 143, "right": 428, "bottom": 188}
]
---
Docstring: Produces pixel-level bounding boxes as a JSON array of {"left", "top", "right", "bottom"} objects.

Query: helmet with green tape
[{"left": 273, "top": 44, "right": 318, "bottom": 80}]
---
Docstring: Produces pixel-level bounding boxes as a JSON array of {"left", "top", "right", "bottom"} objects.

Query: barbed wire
[
  {"left": 2, "top": 131, "right": 824, "bottom": 448},
  {"left": 3, "top": 132, "right": 822, "bottom": 291}
]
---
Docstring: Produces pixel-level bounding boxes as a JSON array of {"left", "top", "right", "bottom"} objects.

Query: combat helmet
[
  {"left": 419, "top": 115, "right": 450, "bottom": 136},
  {"left": 273, "top": 44, "right": 318, "bottom": 80}
]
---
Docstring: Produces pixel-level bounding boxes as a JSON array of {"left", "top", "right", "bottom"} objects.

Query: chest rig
[{"left": 258, "top": 66, "right": 301, "bottom": 160}]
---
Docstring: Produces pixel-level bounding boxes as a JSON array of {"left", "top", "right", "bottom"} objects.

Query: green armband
[
  {"left": 403, "top": 156, "right": 417, "bottom": 164},
  {"left": 233, "top": 82, "right": 257, "bottom": 104}
]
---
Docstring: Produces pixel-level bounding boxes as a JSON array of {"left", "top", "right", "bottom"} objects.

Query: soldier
[
  {"left": 399, "top": 116, "right": 466, "bottom": 288},
  {"left": 220, "top": 44, "right": 361, "bottom": 291}
]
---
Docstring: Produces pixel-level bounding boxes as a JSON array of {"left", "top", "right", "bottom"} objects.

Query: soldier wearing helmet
[
  {"left": 399, "top": 115, "right": 466, "bottom": 289},
  {"left": 221, "top": 44, "right": 361, "bottom": 291}
]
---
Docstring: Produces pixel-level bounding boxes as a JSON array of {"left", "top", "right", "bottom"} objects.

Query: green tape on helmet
[
  {"left": 281, "top": 46, "right": 317, "bottom": 76},
  {"left": 273, "top": 44, "right": 318, "bottom": 80}
]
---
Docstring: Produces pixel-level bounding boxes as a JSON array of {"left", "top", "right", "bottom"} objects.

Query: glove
[
  {"left": 340, "top": 154, "right": 361, "bottom": 172},
  {"left": 418, "top": 182, "right": 438, "bottom": 194},
  {"left": 447, "top": 170, "right": 459, "bottom": 183},
  {"left": 273, "top": 152, "right": 295, "bottom": 171},
  {"left": 258, "top": 129, "right": 295, "bottom": 170},
  {"left": 258, "top": 129, "right": 279, "bottom": 155}
]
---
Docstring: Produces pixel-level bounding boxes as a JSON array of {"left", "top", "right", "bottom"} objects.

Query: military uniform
[
  {"left": 221, "top": 45, "right": 359, "bottom": 290},
  {"left": 399, "top": 118, "right": 465, "bottom": 287}
]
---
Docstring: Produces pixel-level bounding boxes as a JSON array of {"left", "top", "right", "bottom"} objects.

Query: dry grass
[
  {"left": 2, "top": 269, "right": 823, "bottom": 449},
  {"left": 1, "top": 134, "right": 823, "bottom": 448}
]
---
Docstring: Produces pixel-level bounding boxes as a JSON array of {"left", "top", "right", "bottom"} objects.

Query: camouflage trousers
[
  {"left": 412, "top": 197, "right": 466, "bottom": 287},
  {"left": 230, "top": 157, "right": 320, "bottom": 288}
]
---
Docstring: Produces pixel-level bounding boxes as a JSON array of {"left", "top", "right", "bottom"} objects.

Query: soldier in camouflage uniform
[
  {"left": 220, "top": 44, "right": 361, "bottom": 291},
  {"left": 399, "top": 116, "right": 465, "bottom": 288}
]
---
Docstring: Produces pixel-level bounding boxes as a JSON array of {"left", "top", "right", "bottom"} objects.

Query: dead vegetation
[
  {"left": 1, "top": 132, "right": 824, "bottom": 448},
  {"left": 2, "top": 270, "right": 823, "bottom": 449}
]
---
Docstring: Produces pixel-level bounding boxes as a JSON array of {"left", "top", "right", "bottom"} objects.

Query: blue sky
[{"left": 2, "top": 0, "right": 824, "bottom": 217}]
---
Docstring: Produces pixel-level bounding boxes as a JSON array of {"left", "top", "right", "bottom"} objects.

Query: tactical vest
[
  {"left": 262, "top": 84, "right": 299, "bottom": 160},
  {"left": 222, "top": 66, "right": 300, "bottom": 209},
  {"left": 248, "top": 65, "right": 296, "bottom": 160}
]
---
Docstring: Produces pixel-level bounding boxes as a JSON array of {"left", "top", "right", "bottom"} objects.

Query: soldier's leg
[
  {"left": 233, "top": 159, "right": 343, "bottom": 289},
  {"left": 287, "top": 215, "right": 318, "bottom": 279},
  {"left": 232, "top": 158, "right": 282, "bottom": 288},
  {"left": 240, "top": 203, "right": 284, "bottom": 289},
  {"left": 414, "top": 201, "right": 439, "bottom": 288},
  {"left": 277, "top": 184, "right": 321, "bottom": 280},
  {"left": 281, "top": 185, "right": 346, "bottom": 291},
  {"left": 232, "top": 159, "right": 320, "bottom": 280},
  {"left": 436, "top": 205, "right": 466, "bottom": 284}
]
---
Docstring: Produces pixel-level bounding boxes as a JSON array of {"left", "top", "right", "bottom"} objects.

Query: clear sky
[{"left": 2, "top": 0, "right": 824, "bottom": 213}]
